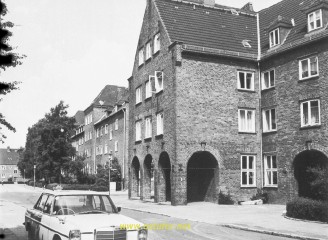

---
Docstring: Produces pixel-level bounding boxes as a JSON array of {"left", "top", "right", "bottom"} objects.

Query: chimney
[
  {"left": 7, "top": 146, "right": 11, "bottom": 152},
  {"left": 241, "top": 2, "right": 254, "bottom": 12},
  {"left": 203, "top": 0, "right": 215, "bottom": 7}
]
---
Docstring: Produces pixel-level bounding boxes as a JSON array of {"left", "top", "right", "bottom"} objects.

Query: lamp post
[
  {"left": 23, "top": 169, "right": 25, "bottom": 185},
  {"left": 108, "top": 153, "right": 112, "bottom": 196},
  {"left": 33, "top": 165, "right": 36, "bottom": 189}
]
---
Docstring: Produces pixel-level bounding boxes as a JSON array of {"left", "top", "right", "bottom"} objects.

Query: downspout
[
  {"left": 256, "top": 12, "right": 263, "bottom": 188},
  {"left": 122, "top": 106, "right": 126, "bottom": 190}
]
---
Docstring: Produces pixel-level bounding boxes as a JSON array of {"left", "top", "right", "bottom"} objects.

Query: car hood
[{"left": 62, "top": 213, "right": 143, "bottom": 232}]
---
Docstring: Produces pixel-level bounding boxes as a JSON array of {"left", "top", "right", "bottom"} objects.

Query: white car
[{"left": 24, "top": 190, "right": 148, "bottom": 240}]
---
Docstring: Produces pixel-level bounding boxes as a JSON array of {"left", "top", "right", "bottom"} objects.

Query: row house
[
  {"left": 0, "top": 147, "right": 23, "bottom": 182},
  {"left": 128, "top": 0, "right": 328, "bottom": 205},
  {"left": 71, "top": 85, "right": 128, "bottom": 182}
]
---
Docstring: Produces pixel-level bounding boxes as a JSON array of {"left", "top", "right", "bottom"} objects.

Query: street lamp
[
  {"left": 23, "top": 169, "right": 25, "bottom": 185},
  {"left": 33, "top": 165, "right": 36, "bottom": 189},
  {"left": 108, "top": 153, "right": 112, "bottom": 196}
]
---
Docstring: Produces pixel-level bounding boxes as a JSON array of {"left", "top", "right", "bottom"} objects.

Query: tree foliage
[
  {"left": 95, "top": 157, "right": 122, "bottom": 186},
  {"left": 17, "top": 101, "right": 76, "bottom": 183},
  {"left": 0, "top": 0, "right": 25, "bottom": 142}
]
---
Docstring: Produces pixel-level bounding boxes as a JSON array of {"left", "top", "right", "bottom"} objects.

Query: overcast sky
[{"left": 0, "top": 0, "right": 280, "bottom": 149}]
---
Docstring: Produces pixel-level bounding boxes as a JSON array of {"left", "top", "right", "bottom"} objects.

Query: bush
[
  {"left": 219, "top": 191, "right": 234, "bottom": 205},
  {"left": 46, "top": 183, "right": 59, "bottom": 190},
  {"left": 251, "top": 188, "right": 269, "bottom": 203},
  {"left": 91, "top": 185, "right": 108, "bottom": 192},
  {"left": 286, "top": 197, "right": 328, "bottom": 223},
  {"left": 1, "top": 181, "right": 14, "bottom": 184}
]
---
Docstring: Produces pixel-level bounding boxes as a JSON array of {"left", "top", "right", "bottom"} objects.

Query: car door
[
  {"left": 31, "top": 194, "right": 49, "bottom": 240},
  {"left": 40, "top": 194, "right": 55, "bottom": 240}
]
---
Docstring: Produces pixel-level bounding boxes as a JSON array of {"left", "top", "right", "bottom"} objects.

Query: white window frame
[
  {"left": 138, "top": 48, "right": 144, "bottom": 66},
  {"left": 241, "top": 155, "right": 256, "bottom": 187},
  {"left": 135, "top": 121, "right": 142, "bottom": 141},
  {"left": 269, "top": 28, "right": 280, "bottom": 48},
  {"left": 155, "top": 71, "right": 164, "bottom": 93},
  {"left": 1, "top": 166, "right": 5, "bottom": 170},
  {"left": 264, "top": 155, "right": 278, "bottom": 187},
  {"left": 262, "top": 69, "right": 275, "bottom": 90},
  {"left": 100, "top": 126, "right": 104, "bottom": 136},
  {"left": 237, "top": 71, "right": 254, "bottom": 91},
  {"left": 145, "top": 78, "right": 152, "bottom": 99},
  {"left": 115, "top": 141, "right": 118, "bottom": 152},
  {"left": 96, "top": 129, "right": 100, "bottom": 138},
  {"left": 145, "top": 117, "right": 152, "bottom": 139},
  {"left": 156, "top": 112, "right": 164, "bottom": 135},
  {"left": 104, "top": 144, "right": 108, "bottom": 154},
  {"left": 262, "top": 108, "right": 277, "bottom": 132},
  {"left": 145, "top": 41, "right": 151, "bottom": 60},
  {"left": 308, "top": 9, "right": 322, "bottom": 32},
  {"left": 154, "top": 33, "right": 160, "bottom": 53},
  {"left": 299, "top": 56, "right": 319, "bottom": 80},
  {"left": 136, "top": 87, "right": 142, "bottom": 104},
  {"left": 238, "top": 109, "right": 255, "bottom": 133},
  {"left": 109, "top": 125, "right": 113, "bottom": 140},
  {"left": 115, "top": 119, "right": 118, "bottom": 130},
  {"left": 300, "top": 99, "right": 321, "bottom": 127},
  {"left": 105, "top": 124, "right": 108, "bottom": 134}
]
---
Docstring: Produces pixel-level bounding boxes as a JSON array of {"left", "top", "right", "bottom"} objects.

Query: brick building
[
  {"left": 0, "top": 147, "right": 23, "bottom": 182},
  {"left": 128, "top": 0, "right": 328, "bottom": 205},
  {"left": 71, "top": 85, "right": 128, "bottom": 176}
]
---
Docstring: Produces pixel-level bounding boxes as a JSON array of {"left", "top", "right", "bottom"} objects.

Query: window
[
  {"left": 155, "top": 71, "right": 163, "bottom": 92},
  {"left": 308, "top": 9, "right": 322, "bottom": 31},
  {"left": 145, "top": 77, "right": 153, "bottom": 99},
  {"left": 238, "top": 109, "right": 255, "bottom": 132},
  {"left": 263, "top": 108, "right": 277, "bottom": 132},
  {"left": 96, "top": 129, "right": 100, "bottom": 138},
  {"left": 1, "top": 166, "right": 5, "bottom": 170},
  {"left": 138, "top": 48, "right": 144, "bottom": 66},
  {"left": 44, "top": 195, "right": 54, "bottom": 214},
  {"left": 1, "top": 173, "right": 5, "bottom": 178},
  {"left": 115, "top": 119, "right": 118, "bottom": 130},
  {"left": 104, "top": 144, "right": 108, "bottom": 154},
  {"left": 105, "top": 124, "right": 108, "bottom": 134},
  {"left": 145, "top": 117, "right": 152, "bottom": 139},
  {"left": 14, "top": 170, "right": 17, "bottom": 174},
  {"left": 100, "top": 145, "right": 103, "bottom": 155},
  {"left": 115, "top": 141, "right": 118, "bottom": 152},
  {"left": 156, "top": 112, "right": 164, "bottom": 135},
  {"left": 269, "top": 28, "right": 279, "bottom": 47},
  {"left": 136, "top": 87, "right": 142, "bottom": 104},
  {"left": 109, "top": 125, "right": 113, "bottom": 140},
  {"left": 241, "top": 155, "right": 256, "bottom": 187},
  {"left": 89, "top": 131, "right": 92, "bottom": 140},
  {"left": 154, "top": 33, "right": 160, "bottom": 53},
  {"left": 101, "top": 126, "right": 104, "bottom": 136},
  {"left": 299, "top": 56, "right": 318, "bottom": 79},
  {"left": 36, "top": 194, "right": 49, "bottom": 211},
  {"left": 145, "top": 42, "right": 151, "bottom": 60},
  {"left": 264, "top": 155, "right": 277, "bottom": 187},
  {"left": 262, "top": 69, "right": 275, "bottom": 89},
  {"left": 136, "top": 121, "right": 142, "bottom": 141},
  {"left": 238, "top": 71, "right": 254, "bottom": 90},
  {"left": 301, "top": 100, "right": 320, "bottom": 127}
]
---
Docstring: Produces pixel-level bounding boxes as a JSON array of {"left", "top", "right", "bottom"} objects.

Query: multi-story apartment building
[
  {"left": 94, "top": 96, "right": 129, "bottom": 189},
  {"left": 0, "top": 147, "right": 23, "bottom": 182},
  {"left": 128, "top": 0, "right": 328, "bottom": 205},
  {"left": 71, "top": 85, "right": 127, "bottom": 175}
]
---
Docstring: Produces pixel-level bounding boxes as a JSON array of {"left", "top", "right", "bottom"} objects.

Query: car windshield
[{"left": 53, "top": 195, "right": 115, "bottom": 215}]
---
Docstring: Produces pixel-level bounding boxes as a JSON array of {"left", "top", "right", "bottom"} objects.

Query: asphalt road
[{"left": 0, "top": 185, "right": 292, "bottom": 240}]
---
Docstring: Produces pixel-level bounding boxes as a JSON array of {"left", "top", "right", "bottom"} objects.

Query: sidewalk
[{"left": 110, "top": 192, "right": 328, "bottom": 240}]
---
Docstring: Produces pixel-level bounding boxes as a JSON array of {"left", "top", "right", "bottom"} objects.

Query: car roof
[{"left": 41, "top": 190, "right": 110, "bottom": 196}]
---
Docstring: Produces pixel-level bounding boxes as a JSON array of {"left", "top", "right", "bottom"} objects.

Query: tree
[
  {"left": 0, "top": 0, "right": 25, "bottom": 143},
  {"left": 17, "top": 101, "right": 76, "bottom": 183},
  {"left": 95, "top": 157, "right": 122, "bottom": 187}
]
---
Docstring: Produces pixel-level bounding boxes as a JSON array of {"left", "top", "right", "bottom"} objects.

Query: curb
[
  {"left": 283, "top": 214, "right": 328, "bottom": 225},
  {"left": 121, "top": 206, "right": 327, "bottom": 240},
  {"left": 221, "top": 224, "right": 327, "bottom": 240}
]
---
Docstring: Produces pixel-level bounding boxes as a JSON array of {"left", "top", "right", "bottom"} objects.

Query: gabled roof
[
  {"left": 0, "top": 148, "right": 20, "bottom": 165},
  {"left": 155, "top": 0, "right": 258, "bottom": 56},
  {"left": 259, "top": 0, "right": 328, "bottom": 54}
]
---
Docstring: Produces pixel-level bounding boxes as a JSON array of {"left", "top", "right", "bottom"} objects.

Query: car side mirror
[{"left": 117, "top": 207, "right": 121, "bottom": 213}]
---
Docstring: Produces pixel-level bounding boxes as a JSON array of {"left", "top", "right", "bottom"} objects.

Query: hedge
[
  {"left": 44, "top": 183, "right": 109, "bottom": 192},
  {"left": 286, "top": 197, "right": 328, "bottom": 223}
]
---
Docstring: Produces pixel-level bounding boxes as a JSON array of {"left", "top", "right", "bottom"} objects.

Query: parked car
[{"left": 24, "top": 190, "right": 147, "bottom": 240}]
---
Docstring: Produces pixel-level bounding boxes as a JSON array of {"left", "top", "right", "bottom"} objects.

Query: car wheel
[{"left": 53, "top": 234, "right": 61, "bottom": 240}]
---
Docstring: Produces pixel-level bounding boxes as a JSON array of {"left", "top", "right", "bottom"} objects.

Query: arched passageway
[
  {"left": 187, "top": 151, "right": 218, "bottom": 203},
  {"left": 143, "top": 154, "right": 154, "bottom": 200},
  {"left": 293, "top": 150, "right": 328, "bottom": 199},
  {"left": 158, "top": 152, "right": 171, "bottom": 202},
  {"left": 130, "top": 157, "right": 140, "bottom": 198}
]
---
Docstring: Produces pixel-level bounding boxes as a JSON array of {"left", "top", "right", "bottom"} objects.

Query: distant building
[{"left": 0, "top": 147, "right": 23, "bottom": 182}]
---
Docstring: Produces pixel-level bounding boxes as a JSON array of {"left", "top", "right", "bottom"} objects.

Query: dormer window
[
  {"left": 269, "top": 28, "right": 280, "bottom": 48},
  {"left": 308, "top": 9, "right": 322, "bottom": 31}
]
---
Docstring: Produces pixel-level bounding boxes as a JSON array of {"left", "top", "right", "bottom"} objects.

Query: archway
[
  {"left": 130, "top": 157, "right": 140, "bottom": 198},
  {"left": 158, "top": 152, "right": 171, "bottom": 202},
  {"left": 143, "top": 154, "right": 154, "bottom": 200},
  {"left": 187, "top": 151, "right": 218, "bottom": 203},
  {"left": 293, "top": 150, "right": 328, "bottom": 199}
]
